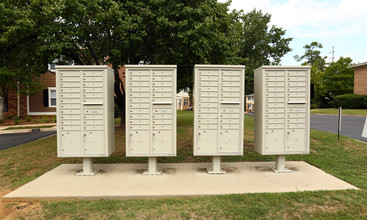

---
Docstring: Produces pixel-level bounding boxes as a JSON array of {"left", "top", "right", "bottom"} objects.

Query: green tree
[
  {"left": 238, "top": 9, "right": 292, "bottom": 94},
  {"left": 323, "top": 57, "right": 354, "bottom": 97},
  {"left": 294, "top": 41, "right": 326, "bottom": 68},
  {"left": 0, "top": 0, "right": 54, "bottom": 119}
]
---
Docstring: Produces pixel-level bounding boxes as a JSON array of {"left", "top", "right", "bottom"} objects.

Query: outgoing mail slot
[
  {"left": 60, "top": 82, "right": 80, "bottom": 88},
  {"left": 220, "top": 124, "right": 240, "bottom": 129},
  {"left": 61, "top": 120, "right": 80, "bottom": 125},
  {"left": 265, "top": 98, "right": 285, "bottom": 103},
  {"left": 83, "top": 82, "right": 103, "bottom": 87},
  {"left": 60, "top": 93, "right": 80, "bottom": 98},
  {"left": 60, "top": 114, "right": 81, "bottom": 120},
  {"left": 130, "top": 76, "right": 149, "bottom": 81},
  {"left": 152, "top": 81, "right": 172, "bottom": 87},
  {"left": 265, "top": 103, "right": 285, "bottom": 108},
  {"left": 84, "top": 93, "right": 103, "bottom": 98},
  {"left": 287, "top": 76, "right": 306, "bottom": 82},
  {"left": 152, "top": 93, "right": 172, "bottom": 98},
  {"left": 60, "top": 104, "right": 80, "bottom": 109},
  {"left": 266, "top": 76, "right": 285, "bottom": 82},
  {"left": 152, "top": 114, "right": 172, "bottom": 119},
  {"left": 266, "top": 124, "right": 285, "bottom": 129},
  {"left": 266, "top": 118, "right": 285, "bottom": 124},
  {"left": 83, "top": 88, "right": 103, "bottom": 93},
  {"left": 199, "top": 76, "right": 218, "bottom": 81},
  {"left": 130, "top": 93, "right": 150, "bottom": 98},
  {"left": 266, "top": 93, "right": 285, "bottom": 98},
  {"left": 198, "top": 103, "right": 218, "bottom": 108},
  {"left": 84, "top": 115, "right": 103, "bottom": 120},
  {"left": 83, "top": 125, "right": 104, "bottom": 131},
  {"left": 130, "top": 81, "right": 150, "bottom": 87},
  {"left": 199, "top": 87, "right": 219, "bottom": 92},
  {"left": 288, "top": 118, "right": 306, "bottom": 123},
  {"left": 60, "top": 71, "right": 80, "bottom": 77},
  {"left": 129, "top": 108, "right": 149, "bottom": 114},
  {"left": 152, "top": 76, "right": 172, "bottom": 82},
  {"left": 60, "top": 98, "right": 80, "bottom": 104},
  {"left": 221, "top": 108, "right": 240, "bottom": 113},
  {"left": 198, "top": 119, "right": 218, "bottom": 124},
  {"left": 198, "top": 124, "right": 218, "bottom": 129},
  {"left": 287, "top": 71, "right": 306, "bottom": 76},
  {"left": 82, "top": 71, "right": 104, "bottom": 77},
  {"left": 287, "top": 93, "right": 305, "bottom": 98},
  {"left": 221, "top": 70, "right": 241, "bottom": 76},
  {"left": 84, "top": 119, "right": 103, "bottom": 125},
  {"left": 130, "top": 114, "right": 149, "bottom": 119},
  {"left": 266, "top": 113, "right": 285, "bottom": 119},
  {"left": 129, "top": 119, "right": 149, "bottom": 125},
  {"left": 130, "top": 70, "right": 150, "bottom": 75},
  {"left": 60, "top": 76, "right": 80, "bottom": 82},
  {"left": 130, "top": 125, "right": 150, "bottom": 130},
  {"left": 61, "top": 109, "right": 81, "bottom": 115},
  {"left": 152, "top": 87, "right": 172, "bottom": 92},
  {"left": 287, "top": 124, "right": 306, "bottom": 129},
  {"left": 266, "top": 108, "right": 284, "bottom": 113},
  {"left": 199, "top": 81, "right": 218, "bottom": 87},
  {"left": 61, "top": 125, "right": 81, "bottom": 131},
  {"left": 152, "top": 70, "right": 174, "bottom": 76},
  {"left": 130, "top": 103, "right": 150, "bottom": 108},
  {"left": 198, "top": 108, "right": 217, "bottom": 113},
  {"left": 198, "top": 98, "right": 218, "bottom": 103},
  {"left": 266, "top": 87, "right": 285, "bottom": 92},
  {"left": 152, "top": 124, "right": 172, "bottom": 130},
  {"left": 83, "top": 76, "right": 103, "bottom": 82},
  {"left": 129, "top": 98, "right": 150, "bottom": 103},
  {"left": 288, "top": 82, "right": 306, "bottom": 87},
  {"left": 266, "top": 71, "right": 285, "bottom": 76},
  {"left": 60, "top": 88, "right": 81, "bottom": 93},
  {"left": 152, "top": 119, "right": 172, "bottom": 125},
  {"left": 198, "top": 114, "right": 217, "bottom": 119},
  {"left": 220, "top": 114, "right": 239, "bottom": 119},
  {"left": 221, "top": 76, "right": 240, "bottom": 82},
  {"left": 221, "top": 81, "right": 241, "bottom": 87},
  {"left": 198, "top": 70, "right": 219, "bottom": 76},
  {"left": 266, "top": 82, "right": 285, "bottom": 87},
  {"left": 83, "top": 109, "right": 103, "bottom": 115},
  {"left": 288, "top": 108, "right": 306, "bottom": 113}
]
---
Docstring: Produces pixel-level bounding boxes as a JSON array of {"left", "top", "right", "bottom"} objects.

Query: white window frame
[
  {"left": 248, "top": 96, "right": 253, "bottom": 101},
  {"left": 48, "top": 87, "right": 57, "bottom": 108},
  {"left": 248, "top": 103, "right": 253, "bottom": 110}
]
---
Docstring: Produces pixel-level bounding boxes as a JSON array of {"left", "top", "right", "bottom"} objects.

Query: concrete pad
[{"left": 3, "top": 161, "right": 358, "bottom": 201}]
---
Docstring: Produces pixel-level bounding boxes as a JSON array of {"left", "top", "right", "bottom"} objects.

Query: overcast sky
[{"left": 218, "top": 0, "right": 367, "bottom": 65}]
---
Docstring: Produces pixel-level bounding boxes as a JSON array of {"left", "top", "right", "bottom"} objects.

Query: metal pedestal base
[
  {"left": 143, "top": 157, "right": 162, "bottom": 175},
  {"left": 270, "top": 155, "right": 292, "bottom": 173},
  {"left": 77, "top": 158, "right": 99, "bottom": 176},
  {"left": 207, "top": 156, "right": 226, "bottom": 174}
]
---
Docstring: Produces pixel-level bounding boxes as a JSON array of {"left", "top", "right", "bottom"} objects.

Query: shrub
[
  {"left": 14, "top": 117, "right": 21, "bottom": 125},
  {"left": 114, "top": 104, "right": 120, "bottom": 118},
  {"left": 333, "top": 94, "right": 367, "bottom": 109},
  {"left": 7, "top": 114, "right": 14, "bottom": 119},
  {"left": 33, "top": 119, "right": 39, "bottom": 123},
  {"left": 52, "top": 116, "right": 57, "bottom": 123},
  {"left": 41, "top": 118, "right": 49, "bottom": 123},
  {"left": 25, "top": 115, "right": 32, "bottom": 122},
  {"left": 310, "top": 104, "right": 318, "bottom": 109}
]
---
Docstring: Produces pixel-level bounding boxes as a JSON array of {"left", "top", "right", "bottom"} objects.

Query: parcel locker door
[
  {"left": 265, "top": 130, "right": 285, "bottom": 153},
  {"left": 152, "top": 130, "right": 173, "bottom": 154},
  {"left": 61, "top": 131, "right": 82, "bottom": 155},
  {"left": 129, "top": 131, "right": 150, "bottom": 154},
  {"left": 197, "top": 130, "right": 218, "bottom": 154},
  {"left": 84, "top": 131, "right": 104, "bottom": 155},
  {"left": 219, "top": 130, "right": 240, "bottom": 153},
  {"left": 286, "top": 129, "right": 306, "bottom": 152}
]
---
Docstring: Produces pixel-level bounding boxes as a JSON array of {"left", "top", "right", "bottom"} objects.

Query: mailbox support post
[
  {"left": 273, "top": 155, "right": 292, "bottom": 173},
  {"left": 77, "top": 158, "right": 98, "bottom": 176},
  {"left": 144, "top": 157, "right": 162, "bottom": 175},
  {"left": 208, "top": 156, "right": 226, "bottom": 174}
]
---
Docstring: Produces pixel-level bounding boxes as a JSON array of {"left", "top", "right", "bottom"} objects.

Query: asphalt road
[
  {"left": 310, "top": 114, "right": 367, "bottom": 142},
  {"left": 0, "top": 131, "right": 56, "bottom": 151}
]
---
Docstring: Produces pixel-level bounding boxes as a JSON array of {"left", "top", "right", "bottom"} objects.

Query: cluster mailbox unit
[
  {"left": 254, "top": 66, "right": 311, "bottom": 172},
  {"left": 193, "top": 65, "right": 245, "bottom": 174},
  {"left": 125, "top": 65, "right": 177, "bottom": 175},
  {"left": 56, "top": 65, "right": 115, "bottom": 175}
]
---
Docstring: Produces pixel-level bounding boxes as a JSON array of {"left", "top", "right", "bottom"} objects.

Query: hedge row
[{"left": 332, "top": 94, "right": 367, "bottom": 109}]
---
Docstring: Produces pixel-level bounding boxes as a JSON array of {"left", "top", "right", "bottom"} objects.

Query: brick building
[
  {"left": 245, "top": 94, "right": 254, "bottom": 112},
  {"left": 176, "top": 90, "right": 191, "bottom": 110},
  {"left": 350, "top": 62, "right": 367, "bottom": 95}
]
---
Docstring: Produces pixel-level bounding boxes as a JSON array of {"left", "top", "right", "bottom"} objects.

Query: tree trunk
[
  {"left": 113, "top": 67, "right": 125, "bottom": 127},
  {"left": 0, "top": 87, "right": 5, "bottom": 120}
]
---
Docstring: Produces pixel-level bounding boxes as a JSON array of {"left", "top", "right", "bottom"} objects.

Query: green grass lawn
[
  {"left": 311, "top": 108, "right": 367, "bottom": 116},
  {"left": 2, "top": 125, "right": 55, "bottom": 130},
  {"left": 1, "top": 111, "right": 367, "bottom": 219}
]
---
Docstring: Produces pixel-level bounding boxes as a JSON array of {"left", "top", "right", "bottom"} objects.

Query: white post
[
  {"left": 77, "top": 157, "right": 98, "bottom": 176},
  {"left": 207, "top": 156, "right": 226, "bottom": 174},
  {"left": 143, "top": 157, "right": 162, "bottom": 175},
  {"left": 273, "top": 155, "right": 292, "bottom": 173}
]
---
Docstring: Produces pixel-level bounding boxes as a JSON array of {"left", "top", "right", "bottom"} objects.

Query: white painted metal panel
[
  {"left": 126, "top": 65, "right": 177, "bottom": 157},
  {"left": 194, "top": 65, "right": 245, "bottom": 156},
  {"left": 56, "top": 65, "right": 115, "bottom": 157},
  {"left": 254, "top": 66, "right": 310, "bottom": 155}
]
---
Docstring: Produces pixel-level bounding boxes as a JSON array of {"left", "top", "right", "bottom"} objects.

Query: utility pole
[{"left": 330, "top": 46, "right": 335, "bottom": 63}]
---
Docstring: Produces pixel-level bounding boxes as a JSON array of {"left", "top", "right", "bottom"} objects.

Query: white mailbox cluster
[
  {"left": 193, "top": 65, "right": 245, "bottom": 156},
  {"left": 56, "top": 66, "right": 115, "bottom": 158},
  {"left": 125, "top": 65, "right": 177, "bottom": 157},
  {"left": 254, "top": 66, "right": 310, "bottom": 157}
]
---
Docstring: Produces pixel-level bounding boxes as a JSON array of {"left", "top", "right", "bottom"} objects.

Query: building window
[
  {"left": 248, "top": 96, "right": 253, "bottom": 101},
  {"left": 48, "top": 87, "right": 56, "bottom": 107},
  {"left": 248, "top": 104, "right": 253, "bottom": 110},
  {"left": 184, "top": 98, "right": 188, "bottom": 105}
]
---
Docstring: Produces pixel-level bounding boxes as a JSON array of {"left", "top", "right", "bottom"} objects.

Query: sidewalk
[{"left": 0, "top": 123, "right": 57, "bottom": 134}]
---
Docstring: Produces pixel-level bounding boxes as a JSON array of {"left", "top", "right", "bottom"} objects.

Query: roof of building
[
  {"left": 177, "top": 90, "right": 189, "bottom": 98},
  {"left": 245, "top": 94, "right": 254, "bottom": 97},
  {"left": 349, "top": 61, "right": 367, "bottom": 69}
]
